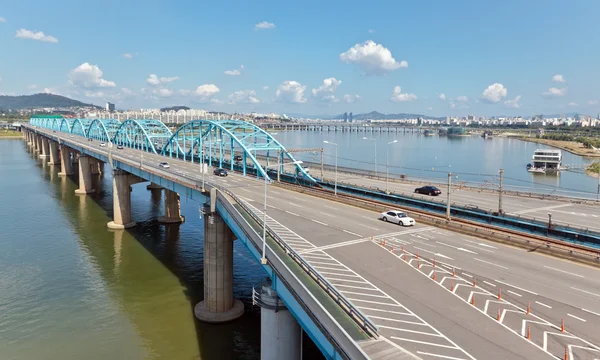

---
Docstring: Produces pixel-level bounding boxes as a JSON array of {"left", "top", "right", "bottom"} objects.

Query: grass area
[
  {"left": 0, "top": 130, "right": 22, "bottom": 137},
  {"left": 520, "top": 137, "right": 600, "bottom": 158},
  {"left": 587, "top": 161, "right": 600, "bottom": 177}
]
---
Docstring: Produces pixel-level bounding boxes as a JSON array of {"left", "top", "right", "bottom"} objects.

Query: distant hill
[
  {"left": 160, "top": 105, "right": 190, "bottom": 112},
  {"left": 0, "top": 93, "right": 101, "bottom": 110},
  {"left": 331, "top": 111, "right": 445, "bottom": 121}
]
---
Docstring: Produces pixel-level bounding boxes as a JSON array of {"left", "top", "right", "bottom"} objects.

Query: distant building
[
  {"left": 106, "top": 102, "right": 115, "bottom": 112},
  {"left": 344, "top": 112, "right": 348, "bottom": 122},
  {"left": 349, "top": 112, "right": 353, "bottom": 123}
]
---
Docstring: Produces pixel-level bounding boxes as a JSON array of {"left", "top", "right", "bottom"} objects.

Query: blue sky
[{"left": 1, "top": 0, "right": 599, "bottom": 117}]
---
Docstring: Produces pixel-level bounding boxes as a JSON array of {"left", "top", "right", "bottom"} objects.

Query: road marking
[
  {"left": 334, "top": 283, "right": 378, "bottom": 291},
  {"left": 299, "top": 238, "right": 371, "bottom": 254},
  {"left": 367, "top": 315, "right": 426, "bottom": 326},
  {"left": 483, "top": 281, "right": 496, "bottom": 287},
  {"left": 327, "top": 277, "right": 371, "bottom": 284},
  {"left": 285, "top": 211, "right": 299, "bottom": 216},
  {"left": 474, "top": 258, "right": 508, "bottom": 270},
  {"left": 413, "top": 246, "right": 454, "bottom": 260},
  {"left": 462, "top": 273, "right": 473, "bottom": 278},
  {"left": 513, "top": 203, "right": 573, "bottom": 215},
  {"left": 319, "top": 211, "right": 337, "bottom": 218},
  {"left": 391, "top": 338, "right": 457, "bottom": 349},
  {"left": 319, "top": 271, "right": 361, "bottom": 278},
  {"left": 571, "top": 287, "right": 600, "bottom": 298},
  {"left": 535, "top": 301, "right": 552, "bottom": 309},
  {"left": 266, "top": 204, "right": 280, "bottom": 210},
  {"left": 378, "top": 326, "right": 442, "bottom": 337},
  {"left": 288, "top": 203, "right": 303, "bottom": 208},
  {"left": 436, "top": 241, "right": 478, "bottom": 254},
  {"left": 346, "top": 298, "right": 401, "bottom": 307},
  {"left": 311, "top": 219, "right": 328, "bottom": 226},
  {"left": 308, "top": 260, "right": 343, "bottom": 267},
  {"left": 343, "top": 229, "right": 363, "bottom": 237},
  {"left": 239, "top": 188, "right": 251, "bottom": 193},
  {"left": 495, "top": 280, "right": 538, "bottom": 295},
  {"left": 582, "top": 308, "right": 600, "bottom": 317},
  {"left": 339, "top": 290, "right": 390, "bottom": 299},
  {"left": 478, "top": 243, "right": 497, "bottom": 249},
  {"left": 362, "top": 224, "right": 380, "bottom": 231},
  {"left": 507, "top": 290, "right": 522, "bottom": 297},
  {"left": 416, "top": 352, "right": 468, "bottom": 360},
  {"left": 356, "top": 307, "right": 413, "bottom": 317},
  {"left": 543, "top": 266, "right": 584, "bottom": 278},
  {"left": 324, "top": 205, "right": 338, "bottom": 210},
  {"left": 567, "top": 313, "right": 587, "bottom": 322}
]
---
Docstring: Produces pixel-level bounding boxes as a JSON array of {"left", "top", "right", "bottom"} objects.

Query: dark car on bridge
[
  {"left": 213, "top": 168, "right": 228, "bottom": 177},
  {"left": 414, "top": 185, "right": 441, "bottom": 196},
  {"left": 234, "top": 155, "right": 243, "bottom": 162}
]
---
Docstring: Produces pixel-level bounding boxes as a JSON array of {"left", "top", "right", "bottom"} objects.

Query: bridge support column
[
  {"left": 58, "top": 147, "right": 73, "bottom": 176},
  {"left": 107, "top": 170, "right": 137, "bottom": 229},
  {"left": 75, "top": 155, "right": 95, "bottom": 195},
  {"left": 194, "top": 207, "right": 244, "bottom": 323},
  {"left": 36, "top": 135, "right": 42, "bottom": 153},
  {"left": 90, "top": 159, "right": 103, "bottom": 175},
  {"left": 48, "top": 141, "right": 60, "bottom": 165},
  {"left": 255, "top": 280, "right": 301, "bottom": 360},
  {"left": 159, "top": 189, "right": 184, "bottom": 224},
  {"left": 39, "top": 137, "right": 50, "bottom": 159},
  {"left": 146, "top": 182, "right": 162, "bottom": 190}
]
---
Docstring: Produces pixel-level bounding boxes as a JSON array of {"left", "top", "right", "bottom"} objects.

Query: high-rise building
[
  {"left": 106, "top": 102, "right": 115, "bottom": 112},
  {"left": 349, "top": 112, "right": 353, "bottom": 123},
  {"left": 343, "top": 112, "right": 348, "bottom": 122}
]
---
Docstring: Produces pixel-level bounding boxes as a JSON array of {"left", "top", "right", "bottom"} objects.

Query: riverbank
[
  {"left": 586, "top": 162, "right": 600, "bottom": 178},
  {"left": 519, "top": 136, "right": 600, "bottom": 158},
  {"left": 0, "top": 131, "right": 23, "bottom": 139}
]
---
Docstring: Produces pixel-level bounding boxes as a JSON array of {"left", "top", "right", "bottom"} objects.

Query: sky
[{"left": 1, "top": 0, "right": 600, "bottom": 117}]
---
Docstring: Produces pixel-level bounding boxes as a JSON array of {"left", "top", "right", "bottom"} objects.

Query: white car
[
  {"left": 99, "top": 142, "right": 106, "bottom": 147},
  {"left": 380, "top": 210, "right": 416, "bottom": 226},
  {"left": 159, "top": 162, "right": 170, "bottom": 169}
]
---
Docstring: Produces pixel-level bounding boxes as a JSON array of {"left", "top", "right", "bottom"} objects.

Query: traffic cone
[
  {"left": 391, "top": 247, "right": 394, "bottom": 254},
  {"left": 471, "top": 295, "right": 475, "bottom": 306},
  {"left": 451, "top": 280, "right": 455, "bottom": 292},
  {"left": 416, "top": 250, "right": 419, "bottom": 259},
  {"left": 433, "top": 258, "right": 436, "bottom": 268},
  {"left": 473, "top": 278, "right": 477, "bottom": 287},
  {"left": 526, "top": 325, "right": 531, "bottom": 340},
  {"left": 418, "top": 259, "right": 421, "bottom": 269},
  {"left": 401, "top": 245, "right": 405, "bottom": 253},
  {"left": 432, "top": 270, "right": 437, "bottom": 281},
  {"left": 564, "top": 346, "right": 568, "bottom": 360},
  {"left": 526, "top": 302, "right": 530, "bottom": 315},
  {"left": 497, "top": 308, "right": 501, "bottom": 321},
  {"left": 561, "top": 318, "right": 565, "bottom": 332},
  {"left": 452, "top": 268, "right": 456, "bottom": 277},
  {"left": 497, "top": 288, "right": 502, "bottom": 300},
  {"left": 403, "top": 252, "right": 407, "bottom": 261}
]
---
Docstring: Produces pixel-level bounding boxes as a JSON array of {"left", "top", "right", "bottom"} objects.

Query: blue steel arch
[
  {"left": 161, "top": 119, "right": 315, "bottom": 182},
  {"left": 112, "top": 119, "right": 172, "bottom": 154},
  {"left": 88, "top": 119, "right": 122, "bottom": 142},
  {"left": 71, "top": 119, "right": 93, "bottom": 137},
  {"left": 59, "top": 118, "right": 75, "bottom": 133}
]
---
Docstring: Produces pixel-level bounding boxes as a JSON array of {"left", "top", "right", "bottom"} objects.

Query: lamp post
[
  {"left": 260, "top": 160, "right": 303, "bottom": 265},
  {"left": 323, "top": 141, "right": 338, "bottom": 195},
  {"left": 386, "top": 140, "right": 398, "bottom": 194},
  {"left": 363, "top": 137, "right": 377, "bottom": 175}
]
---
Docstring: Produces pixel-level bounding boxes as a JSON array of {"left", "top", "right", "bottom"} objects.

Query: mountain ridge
[{"left": 0, "top": 93, "right": 101, "bottom": 110}]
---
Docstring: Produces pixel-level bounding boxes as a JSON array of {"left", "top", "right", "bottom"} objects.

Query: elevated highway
[{"left": 23, "top": 121, "right": 600, "bottom": 360}]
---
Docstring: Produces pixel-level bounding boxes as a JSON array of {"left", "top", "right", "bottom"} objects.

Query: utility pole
[
  {"left": 446, "top": 172, "right": 452, "bottom": 220},
  {"left": 498, "top": 168, "right": 504, "bottom": 214},
  {"left": 597, "top": 164, "right": 600, "bottom": 201}
]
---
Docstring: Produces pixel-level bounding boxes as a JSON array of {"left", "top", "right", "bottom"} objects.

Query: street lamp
[
  {"left": 323, "top": 141, "right": 338, "bottom": 195},
  {"left": 260, "top": 160, "right": 303, "bottom": 265},
  {"left": 363, "top": 137, "right": 377, "bottom": 175},
  {"left": 386, "top": 140, "right": 398, "bottom": 194}
]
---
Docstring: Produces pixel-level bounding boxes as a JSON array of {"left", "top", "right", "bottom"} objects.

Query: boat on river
[{"left": 527, "top": 149, "right": 562, "bottom": 174}]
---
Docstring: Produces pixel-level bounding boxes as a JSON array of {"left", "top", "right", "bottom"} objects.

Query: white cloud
[
  {"left": 276, "top": 81, "right": 307, "bottom": 103},
  {"left": 15, "top": 28, "right": 58, "bottom": 43},
  {"left": 68, "top": 63, "right": 116, "bottom": 88},
  {"left": 224, "top": 65, "right": 244, "bottom": 76},
  {"left": 504, "top": 95, "right": 521, "bottom": 109},
  {"left": 343, "top": 94, "right": 361, "bottom": 103},
  {"left": 178, "top": 89, "right": 191, "bottom": 96},
  {"left": 156, "top": 88, "right": 173, "bottom": 97},
  {"left": 449, "top": 96, "right": 469, "bottom": 109},
  {"left": 542, "top": 87, "right": 567, "bottom": 98},
  {"left": 42, "top": 87, "right": 54, "bottom": 94},
  {"left": 0, "top": 17, "right": 6, "bottom": 23},
  {"left": 568, "top": 102, "right": 578, "bottom": 107},
  {"left": 147, "top": 74, "right": 179, "bottom": 86},
  {"left": 588, "top": 100, "right": 599, "bottom": 105},
  {"left": 228, "top": 90, "right": 260, "bottom": 104},
  {"left": 439, "top": 93, "right": 446, "bottom": 101},
  {"left": 120, "top": 88, "right": 136, "bottom": 97},
  {"left": 368, "top": 29, "right": 376, "bottom": 33},
  {"left": 123, "top": 53, "right": 133, "bottom": 59},
  {"left": 194, "top": 84, "right": 220, "bottom": 101},
  {"left": 255, "top": 21, "right": 275, "bottom": 30},
  {"left": 263, "top": 85, "right": 269, "bottom": 90},
  {"left": 390, "top": 86, "right": 417, "bottom": 102},
  {"left": 481, "top": 83, "right": 507, "bottom": 103},
  {"left": 84, "top": 91, "right": 105, "bottom": 98},
  {"left": 340, "top": 40, "right": 407, "bottom": 75},
  {"left": 312, "top": 77, "right": 342, "bottom": 103},
  {"left": 552, "top": 74, "right": 566, "bottom": 83}
]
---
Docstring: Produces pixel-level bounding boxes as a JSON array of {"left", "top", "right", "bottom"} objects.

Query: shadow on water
[{"left": 25, "top": 144, "right": 323, "bottom": 360}]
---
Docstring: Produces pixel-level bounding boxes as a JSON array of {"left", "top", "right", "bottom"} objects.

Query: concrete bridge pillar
[
  {"left": 58, "top": 147, "right": 73, "bottom": 176},
  {"left": 159, "top": 189, "right": 184, "bottom": 224},
  {"left": 36, "top": 135, "right": 42, "bottom": 153},
  {"left": 75, "top": 155, "right": 95, "bottom": 195},
  {"left": 146, "top": 182, "right": 162, "bottom": 190},
  {"left": 48, "top": 141, "right": 60, "bottom": 165},
  {"left": 255, "top": 280, "right": 301, "bottom": 360},
  {"left": 194, "top": 206, "right": 244, "bottom": 323},
  {"left": 39, "top": 137, "right": 50, "bottom": 159},
  {"left": 107, "top": 169, "right": 141, "bottom": 229},
  {"left": 90, "top": 159, "right": 103, "bottom": 175}
]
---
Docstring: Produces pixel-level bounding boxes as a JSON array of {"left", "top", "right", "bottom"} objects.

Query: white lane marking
[
  {"left": 417, "top": 352, "right": 469, "bottom": 360},
  {"left": 436, "top": 241, "right": 478, "bottom": 254},
  {"left": 324, "top": 205, "right": 338, "bottom": 210},
  {"left": 391, "top": 338, "right": 457, "bottom": 349},
  {"left": 513, "top": 203, "right": 573, "bottom": 215},
  {"left": 308, "top": 260, "right": 344, "bottom": 267},
  {"left": 543, "top": 266, "right": 584, "bottom": 278},
  {"left": 288, "top": 203, "right": 303, "bottom": 208},
  {"left": 327, "top": 277, "right": 371, "bottom": 284},
  {"left": 507, "top": 290, "right": 523, "bottom": 297},
  {"left": 361, "top": 215, "right": 374, "bottom": 220},
  {"left": 572, "top": 287, "right": 600, "bottom": 298},
  {"left": 239, "top": 188, "right": 251, "bottom": 193},
  {"left": 339, "top": 290, "right": 390, "bottom": 299},
  {"left": 319, "top": 272, "right": 361, "bottom": 278},
  {"left": 535, "top": 301, "right": 552, "bottom": 309},
  {"left": 378, "top": 326, "right": 442, "bottom": 337},
  {"left": 474, "top": 258, "right": 508, "bottom": 270},
  {"left": 266, "top": 204, "right": 280, "bottom": 210},
  {"left": 478, "top": 243, "right": 497, "bottom": 249},
  {"left": 270, "top": 190, "right": 282, "bottom": 195},
  {"left": 495, "top": 280, "right": 538, "bottom": 295},
  {"left": 345, "top": 298, "right": 401, "bottom": 307},
  {"left": 413, "top": 246, "right": 454, "bottom": 260},
  {"left": 299, "top": 238, "right": 371, "bottom": 254},
  {"left": 319, "top": 211, "right": 337, "bottom": 218},
  {"left": 483, "top": 281, "right": 496, "bottom": 287},
  {"left": 462, "top": 273, "right": 473, "bottom": 278},
  {"left": 333, "top": 283, "right": 378, "bottom": 291},
  {"left": 582, "top": 308, "right": 600, "bottom": 317},
  {"left": 367, "top": 316, "right": 426, "bottom": 326},
  {"left": 285, "top": 211, "right": 299, "bottom": 216},
  {"left": 313, "top": 265, "right": 354, "bottom": 272},
  {"left": 311, "top": 219, "right": 328, "bottom": 226},
  {"left": 362, "top": 224, "right": 380, "bottom": 231},
  {"left": 343, "top": 229, "right": 363, "bottom": 237},
  {"left": 356, "top": 306, "right": 413, "bottom": 317},
  {"left": 567, "top": 313, "right": 587, "bottom": 322}
]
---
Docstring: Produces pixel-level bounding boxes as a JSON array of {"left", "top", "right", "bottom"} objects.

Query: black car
[
  {"left": 213, "top": 168, "right": 228, "bottom": 177},
  {"left": 88, "top": 138, "right": 93, "bottom": 141},
  {"left": 117, "top": 145, "right": 124, "bottom": 149},
  {"left": 414, "top": 185, "right": 441, "bottom": 196},
  {"left": 233, "top": 155, "right": 243, "bottom": 162}
]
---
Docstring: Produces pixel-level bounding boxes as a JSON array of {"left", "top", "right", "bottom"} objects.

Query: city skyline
[{"left": 1, "top": 1, "right": 600, "bottom": 116}]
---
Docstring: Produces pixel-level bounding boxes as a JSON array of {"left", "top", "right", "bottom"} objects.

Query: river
[
  {"left": 274, "top": 130, "right": 599, "bottom": 198},
  {"left": 0, "top": 139, "right": 322, "bottom": 360}
]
